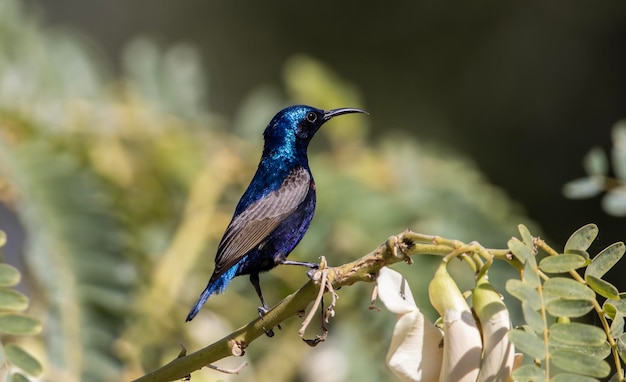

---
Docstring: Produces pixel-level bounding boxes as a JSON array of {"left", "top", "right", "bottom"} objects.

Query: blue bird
[{"left": 186, "top": 105, "right": 366, "bottom": 324}]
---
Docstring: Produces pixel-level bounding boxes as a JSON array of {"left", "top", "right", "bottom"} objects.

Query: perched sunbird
[{"left": 186, "top": 105, "right": 366, "bottom": 324}]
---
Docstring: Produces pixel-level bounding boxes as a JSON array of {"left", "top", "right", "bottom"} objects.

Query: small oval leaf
[
  {"left": 508, "top": 237, "right": 533, "bottom": 264},
  {"left": 617, "top": 333, "right": 626, "bottom": 364},
  {"left": 549, "top": 323, "right": 607, "bottom": 346},
  {"left": 550, "top": 340, "right": 612, "bottom": 360},
  {"left": 612, "top": 121, "right": 626, "bottom": 181},
  {"left": 522, "top": 301, "right": 546, "bottom": 333},
  {"left": 564, "top": 224, "right": 598, "bottom": 253},
  {"left": 585, "top": 242, "right": 625, "bottom": 279},
  {"left": 0, "top": 289, "right": 28, "bottom": 311},
  {"left": 610, "top": 314, "right": 624, "bottom": 339},
  {"left": 563, "top": 177, "right": 604, "bottom": 199},
  {"left": 584, "top": 146, "right": 609, "bottom": 176},
  {"left": 524, "top": 259, "right": 541, "bottom": 289},
  {"left": 543, "top": 277, "right": 595, "bottom": 302},
  {"left": 586, "top": 275, "right": 619, "bottom": 300},
  {"left": 604, "top": 294, "right": 626, "bottom": 317},
  {"left": 552, "top": 373, "right": 600, "bottom": 382},
  {"left": 518, "top": 224, "right": 534, "bottom": 248},
  {"left": 511, "top": 365, "right": 545, "bottom": 382},
  {"left": 539, "top": 254, "right": 587, "bottom": 273},
  {"left": 0, "top": 313, "right": 41, "bottom": 335},
  {"left": 5, "top": 344, "right": 42, "bottom": 376},
  {"left": 509, "top": 329, "right": 546, "bottom": 360},
  {"left": 0, "top": 231, "right": 6, "bottom": 248},
  {"left": 546, "top": 299, "right": 594, "bottom": 318},
  {"left": 506, "top": 279, "right": 541, "bottom": 310},
  {"left": 602, "top": 189, "right": 626, "bottom": 217},
  {"left": 551, "top": 349, "right": 611, "bottom": 378},
  {"left": 0, "top": 265, "right": 21, "bottom": 287}
]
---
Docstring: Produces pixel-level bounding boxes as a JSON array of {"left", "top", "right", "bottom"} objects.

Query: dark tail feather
[
  {"left": 186, "top": 269, "right": 238, "bottom": 321},
  {"left": 186, "top": 282, "right": 218, "bottom": 322}
]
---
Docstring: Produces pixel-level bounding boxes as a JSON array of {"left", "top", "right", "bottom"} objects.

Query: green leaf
[
  {"left": 0, "top": 264, "right": 21, "bottom": 287},
  {"left": 506, "top": 279, "right": 541, "bottom": 310},
  {"left": 549, "top": 323, "right": 606, "bottom": 346},
  {"left": 509, "top": 329, "right": 546, "bottom": 360},
  {"left": 5, "top": 344, "right": 42, "bottom": 376},
  {"left": 617, "top": 333, "right": 626, "bottom": 364},
  {"left": 564, "top": 224, "right": 598, "bottom": 254},
  {"left": 9, "top": 373, "right": 30, "bottom": 382},
  {"left": 552, "top": 373, "right": 600, "bottom": 382},
  {"left": 518, "top": 224, "right": 534, "bottom": 248},
  {"left": 508, "top": 237, "right": 533, "bottom": 264},
  {"left": 549, "top": 339, "right": 611, "bottom": 360},
  {"left": 522, "top": 301, "right": 545, "bottom": 333},
  {"left": 546, "top": 299, "right": 594, "bottom": 318},
  {"left": 585, "top": 242, "right": 625, "bottom": 279},
  {"left": 0, "top": 288, "right": 29, "bottom": 311},
  {"left": 539, "top": 254, "right": 587, "bottom": 273},
  {"left": 602, "top": 188, "right": 626, "bottom": 217},
  {"left": 524, "top": 258, "right": 541, "bottom": 289},
  {"left": 611, "top": 121, "right": 626, "bottom": 181},
  {"left": 583, "top": 146, "right": 609, "bottom": 176},
  {"left": 563, "top": 177, "right": 604, "bottom": 199},
  {"left": 0, "top": 313, "right": 41, "bottom": 335},
  {"left": 512, "top": 365, "right": 545, "bottom": 382},
  {"left": 0, "top": 230, "right": 5, "bottom": 248},
  {"left": 604, "top": 294, "right": 626, "bottom": 317},
  {"left": 610, "top": 314, "right": 624, "bottom": 339},
  {"left": 551, "top": 349, "right": 611, "bottom": 378},
  {"left": 543, "top": 277, "right": 595, "bottom": 302},
  {"left": 586, "top": 275, "right": 619, "bottom": 300}
]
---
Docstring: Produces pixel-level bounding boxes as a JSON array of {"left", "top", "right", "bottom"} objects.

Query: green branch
[{"left": 133, "top": 230, "right": 509, "bottom": 382}]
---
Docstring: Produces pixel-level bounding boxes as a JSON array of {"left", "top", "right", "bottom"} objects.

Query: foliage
[
  {"left": 0, "top": 0, "right": 558, "bottom": 381},
  {"left": 356, "top": 223, "right": 626, "bottom": 382},
  {"left": 134, "top": 223, "right": 626, "bottom": 382},
  {"left": 563, "top": 119, "right": 626, "bottom": 216},
  {"left": 505, "top": 224, "right": 625, "bottom": 381},
  {"left": 0, "top": 231, "right": 42, "bottom": 381}
]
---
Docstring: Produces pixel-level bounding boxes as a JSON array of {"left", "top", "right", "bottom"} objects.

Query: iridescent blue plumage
[{"left": 186, "top": 105, "right": 366, "bottom": 324}]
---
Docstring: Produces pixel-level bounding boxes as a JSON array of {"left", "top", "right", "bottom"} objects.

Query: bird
[{"left": 186, "top": 105, "right": 366, "bottom": 325}]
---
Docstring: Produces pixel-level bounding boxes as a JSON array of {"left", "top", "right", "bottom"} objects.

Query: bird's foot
[
  {"left": 258, "top": 306, "right": 281, "bottom": 337},
  {"left": 276, "top": 253, "right": 319, "bottom": 269},
  {"left": 306, "top": 256, "right": 328, "bottom": 280},
  {"left": 257, "top": 306, "right": 270, "bottom": 317}
]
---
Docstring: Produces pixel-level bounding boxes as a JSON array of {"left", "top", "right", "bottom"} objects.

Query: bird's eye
[{"left": 306, "top": 112, "right": 317, "bottom": 123}]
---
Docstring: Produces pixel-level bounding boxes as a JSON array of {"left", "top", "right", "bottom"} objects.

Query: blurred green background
[{"left": 0, "top": 0, "right": 624, "bottom": 381}]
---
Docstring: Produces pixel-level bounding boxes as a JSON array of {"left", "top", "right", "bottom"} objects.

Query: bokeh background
[{"left": 0, "top": 0, "right": 624, "bottom": 381}]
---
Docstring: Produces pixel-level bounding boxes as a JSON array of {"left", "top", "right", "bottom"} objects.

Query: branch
[{"left": 133, "top": 230, "right": 510, "bottom": 382}]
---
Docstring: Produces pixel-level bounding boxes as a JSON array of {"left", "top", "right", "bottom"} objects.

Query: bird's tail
[{"left": 185, "top": 271, "right": 235, "bottom": 321}]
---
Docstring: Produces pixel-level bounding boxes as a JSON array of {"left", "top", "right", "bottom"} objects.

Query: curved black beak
[{"left": 323, "top": 107, "right": 368, "bottom": 121}]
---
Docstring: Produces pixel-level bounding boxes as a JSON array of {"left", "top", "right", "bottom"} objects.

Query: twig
[
  {"left": 368, "top": 284, "right": 381, "bottom": 311},
  {"left": 299, "top": 266, "right": 328, "bottom": 338},
  {"left": 206, "top": 361, "right": 249, "bottom": 374},
  {"left": 133, "top": 230, "right": 508, "bottom": 382}
]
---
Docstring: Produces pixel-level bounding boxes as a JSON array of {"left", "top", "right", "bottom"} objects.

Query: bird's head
[{"left": 263, "top": 105, "right": 366, "bottom": 158}]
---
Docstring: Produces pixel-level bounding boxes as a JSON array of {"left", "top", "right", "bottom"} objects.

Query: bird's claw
[
  {"left": 258, "top": 306, "right": 281, "bottom": 337},
  {"left": 257, "top": 306, "right": 270, "bottom": 317},
  {"left": 262, "top": 327, "right": 275, "bottom": 337}
]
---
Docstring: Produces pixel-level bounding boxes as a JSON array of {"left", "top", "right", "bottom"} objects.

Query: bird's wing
[{"left": 211, "top": 166, "right": 311, "bottom": 280}]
